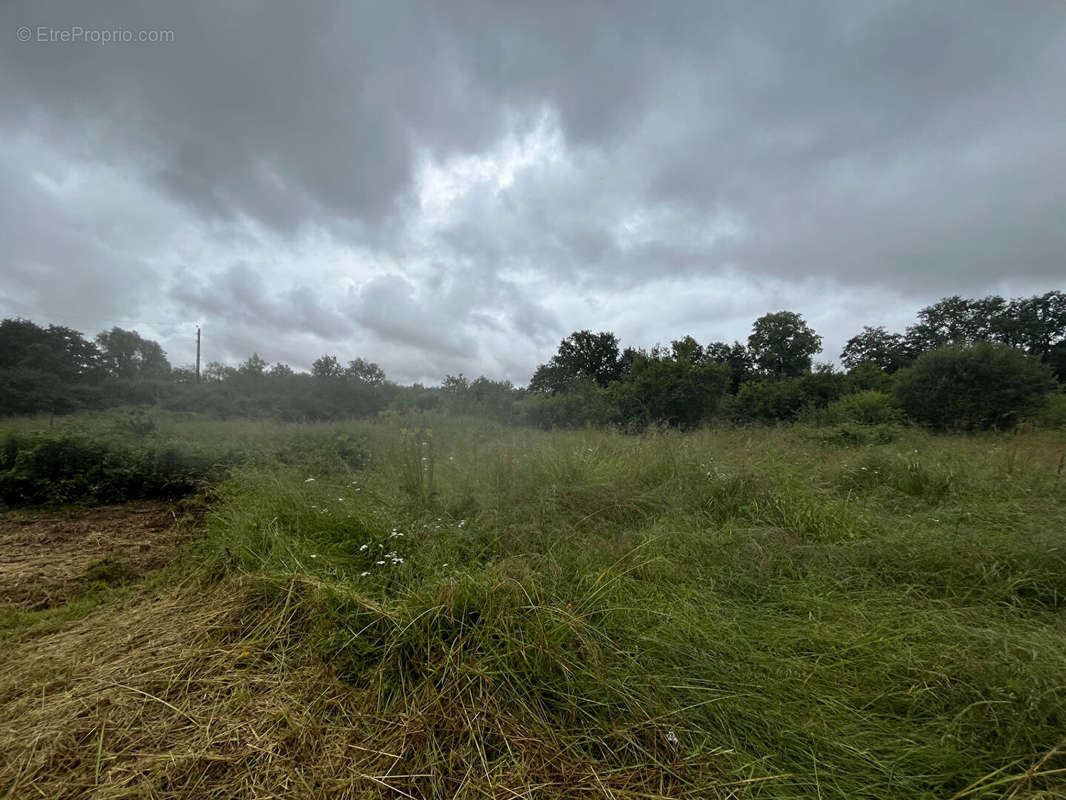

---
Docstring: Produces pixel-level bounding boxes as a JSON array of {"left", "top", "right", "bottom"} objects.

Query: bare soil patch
[{"left": 0, "top": 504, "right": 189, "bottom": 610}]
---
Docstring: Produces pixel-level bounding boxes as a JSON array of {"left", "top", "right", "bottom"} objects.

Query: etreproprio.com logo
[{"left": 17, "top": 25, "right": 175, "bottom": 44}]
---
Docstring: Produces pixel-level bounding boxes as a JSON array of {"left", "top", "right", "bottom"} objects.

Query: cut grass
[{"left": 0, "top": 578, "right": 729, "bottom": 799}]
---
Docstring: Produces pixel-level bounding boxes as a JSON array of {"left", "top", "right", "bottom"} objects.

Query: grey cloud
[
  {"left": 0, "top": 141, "right": 162, "bottom": 332},
  {"left": 169, "top": 263, "right": 355, "bottom": 341},
  {"left": 1, "top": 3, "right": 509, "bottom": 231},
  {"left": 2, "top": 0, "right": 1064, "bottom": 383},
  {"left": 350, "top": 274, "right": 476, "bottom": 359}
]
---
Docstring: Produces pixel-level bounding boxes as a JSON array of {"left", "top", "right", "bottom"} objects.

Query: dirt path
[{"left": 0, "top": 504, "right": 191, "bottom": 610}]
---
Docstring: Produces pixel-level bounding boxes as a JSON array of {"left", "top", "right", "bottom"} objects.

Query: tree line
[
  {"left": 524, "top": 292, "right": 1065, "bottom": 430},
  {"left": 2, "top": 290, "right": 1064, "bottom": 429}
]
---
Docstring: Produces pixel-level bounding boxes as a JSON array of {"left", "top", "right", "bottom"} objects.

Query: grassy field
[{"left": 2, "top": 412, "right": 1066, "bottom": 799}]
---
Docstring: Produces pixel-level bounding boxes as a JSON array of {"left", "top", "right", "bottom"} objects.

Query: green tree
[
  {"left": 441, "top": 374, "right": 469, "bottom": 393},
  {"left": 268, "top": 362, "right": 294, "bottom": 377},
  {"left": 468, "top": 377, "right": 521, "bottom": 422},
  {"left": 238, "top": 353, "right": 268, "bottom": 376},
  {"left": 902, "top": 295, "right": 1014, "bottom": 356},
  {"left": 904, "top": 296, "right": 974, "bottom": 354},
  {"left": 202, "top": 361, "right": 233, "bottom": 382},
  {"left": 611, "top": 349, "right": 728, "bottom": 429},
  {"left": 529, "top": 330, "right": 622, "bottom": 393},
  {"left": 705, "top": 341, "right": 754, "bottom": 392},
  {"left": 0, "top": 318, "right": 101, "bottom": 380},
  {"left": 1049, "top": 343, "right": 1066, "bottom": 383},
  {"left": 95, "top": 327, "right": 170, "bottom": 378},
  {"left": 311, "top": 354, "right": 344, "bottom": 379},
  {"left": 1002, "top": 291, "right": 1066, "bottom": 358},
  {"left": 346, "top": 358, "right": 386, "bottom": 386},
  {"left": 895, "top": 343, "right": 1055, "bottom": 430},
  {"left": 0, "top": 319, "right": 104, "bottom": 415},
  {"left": 840, "top": 326, "right": 909, "bottom": 372},
  {"left": 670, "top": 335, "right": 705, "bottom": 365},
  {"left": 748, "top": 311, "right": 822, "bottom": 378}
]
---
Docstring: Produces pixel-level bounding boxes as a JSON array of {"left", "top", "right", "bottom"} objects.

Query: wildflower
[
  {"left": 458, "top": 519, "right": 466, "bottom": 528},
  {"left": 309, "top": 554, "right": 318, "bottom": 559},
  {"left": 360, "top": 571, "right": 370, "bottom": 577},
  {"left": 376, "top": 560, "right": 385, "bottom": 565},
  {"left": 359, "top": 544, "right": 368, "bottom": 551},
  {"left": 305, "top": 477, "right": 315, "bottom": 482},
  {"left": 338, "top": 497, "right": 344, "bottom": 502},
  {"left": 665, "top": 730, "right": 680, "bottom": 747}
]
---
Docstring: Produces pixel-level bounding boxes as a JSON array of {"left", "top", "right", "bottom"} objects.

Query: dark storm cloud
[{"left": 1, "top": 0, "right": 1064, "bottom": 381}]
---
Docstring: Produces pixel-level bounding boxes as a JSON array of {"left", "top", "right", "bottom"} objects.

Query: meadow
[{"left": 1, "top": 411, "right": 1065, "bottom": 799}]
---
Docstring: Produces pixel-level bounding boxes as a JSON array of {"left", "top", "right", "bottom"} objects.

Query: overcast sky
[{"left": 2, "top": 1, "right": 1064, "bottom": 384}]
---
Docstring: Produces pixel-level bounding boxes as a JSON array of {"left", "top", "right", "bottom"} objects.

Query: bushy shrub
[
  {"left": 807, "top": 423, "right": 901, "bottom": 446},
  {"left": 802, "top": 390, "right": 904, "bottom": 426},
  {"left": 114, "top": 408, "right": 158, "bottom": 436},
  {"left": 844, "top": 362, "right": 899, "bottom": 394},
  {"left": 0, "top": 368, "right": 101, "bottom": 415},
  {"left": 1034, "top": 391, "right": 1066, "bottom": 429},
  {"left": 734, "top": 380, "right": 806, "bottom": 423},
  {"left": 0, "top": 433, "right": 218, "bottom": 505},
  {"left": 520, "top": 379, "right": 617, "bottom": 429},
  {"left": 608, "top": 354, "right": 728, "bottom": 430},
  {"left": 733, "top": 373, "right": 846, "bottom": 423},
  {"left": 894, "top": 343, "right": 1055, "bottom": 430}
]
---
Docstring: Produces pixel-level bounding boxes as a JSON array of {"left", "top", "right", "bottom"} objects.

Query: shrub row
[{"left": 0, "top": 433, "right": 220, "bottom": 506}]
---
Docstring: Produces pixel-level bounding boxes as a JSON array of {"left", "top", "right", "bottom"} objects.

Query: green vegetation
[
  {"left": 896, "top": 343, "right": 1057, "bottom": 430},
  {"left": 4, "top": 290, "right": 1065, "bottom": 431},
  {"left": 3, "top": 414, "right": 1065, "bottom": 798},
  {"left": 0, "top": 410, "right": 373, "bottom": 505}
]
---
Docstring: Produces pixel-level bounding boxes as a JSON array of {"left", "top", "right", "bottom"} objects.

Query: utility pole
[{"left": 195, "top": 326, "right": 201, "bottom": 383}]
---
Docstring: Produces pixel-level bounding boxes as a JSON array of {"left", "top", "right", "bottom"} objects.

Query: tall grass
[
  {"left": 186, "top": 417, "right": 1066, "bottom": 798},
  {"left": 4, "top": 412, "right": 1066, "bottom": 797}
]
